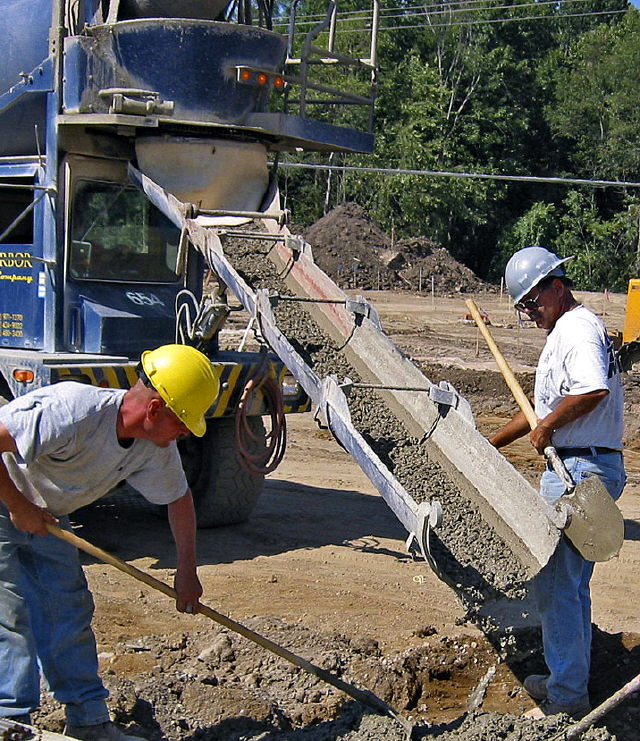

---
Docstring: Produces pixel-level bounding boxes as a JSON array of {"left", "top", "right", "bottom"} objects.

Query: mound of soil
[
  {"left": 302, "top": 204, "right": 494, "bottom": 294},
  {"left": 395, "top": 237, "right": 492, "bottom": 295}
]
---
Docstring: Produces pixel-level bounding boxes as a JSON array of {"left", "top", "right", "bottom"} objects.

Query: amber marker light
[
  {"left": 257, "top": 73, "right": 268, "bottom": 85},
  {"left": 240, "top": 69, "right": 252, "bottom": 82},
  {"left": 13, "top": 369, "right": 34, "bottom": 383},
  {"left": 273, "top": 76, "right": 284, "bottom": 89}
]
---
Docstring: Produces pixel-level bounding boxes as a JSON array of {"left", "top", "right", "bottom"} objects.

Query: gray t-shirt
[{"left": 0, "top": 383, "right": 188, "bottom": 516}]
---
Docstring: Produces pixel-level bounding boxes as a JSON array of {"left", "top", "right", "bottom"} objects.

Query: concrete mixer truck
[{"left": 0, "top": 0, "right": 378, "bottom": 525}]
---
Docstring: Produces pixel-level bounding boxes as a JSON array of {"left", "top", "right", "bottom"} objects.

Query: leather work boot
[
  {"left": 523, "top": 674, "right": 549, "bottom": 700},
  {"left": 525, "top": 697, "right": 591, "bottom": 721},
  {"left": 64, "top": 722, "right": 146, "bottom": 741}
]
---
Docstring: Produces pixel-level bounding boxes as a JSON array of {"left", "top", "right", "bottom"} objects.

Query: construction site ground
[{"left": 35, "top": 289, "right": 640, "bottom": 741}]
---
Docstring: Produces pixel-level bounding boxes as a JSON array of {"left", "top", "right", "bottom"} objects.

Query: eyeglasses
[{"left": 514, "top": 287, "right": 546, "bottom": 312}]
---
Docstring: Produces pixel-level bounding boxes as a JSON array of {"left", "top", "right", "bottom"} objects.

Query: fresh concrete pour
[{"left": 223, "top": 233, "right": 530, "bottom": 607}]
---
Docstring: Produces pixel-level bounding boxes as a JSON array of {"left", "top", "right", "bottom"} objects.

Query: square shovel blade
[{"left": 558, "top": 476, "right": 624, "bottom": 562}]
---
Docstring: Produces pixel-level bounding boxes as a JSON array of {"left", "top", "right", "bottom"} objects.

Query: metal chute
[{"left": 130, "top": 162, "right": 562, "bottom": 585}]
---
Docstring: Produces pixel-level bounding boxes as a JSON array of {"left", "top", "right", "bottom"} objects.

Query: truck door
[
  {"left": 0, "top": 170, "right": 46, "bottom": 350},
  {"left": 63, "top": 154, "right": 185, "bottom": 357}
]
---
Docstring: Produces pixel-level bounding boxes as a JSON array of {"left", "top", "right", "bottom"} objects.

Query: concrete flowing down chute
[{"left": 130, "top": 161, "right": 564, "bottom": 593}]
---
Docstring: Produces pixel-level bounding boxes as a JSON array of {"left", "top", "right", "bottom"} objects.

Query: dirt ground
[{"left": 31, "top": 287, "right": 640, "bottom": 741}]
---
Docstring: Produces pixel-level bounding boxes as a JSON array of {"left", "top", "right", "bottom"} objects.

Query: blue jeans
[
  {"left": 0, "top": 506, "right": 109, "bottom": 724},
  {"left": 533, "top": 451, "right": 626, "bottom": 706}
]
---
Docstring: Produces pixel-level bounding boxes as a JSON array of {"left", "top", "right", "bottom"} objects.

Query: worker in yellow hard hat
[
  {"left": 137, "top": 343, "right": 221, "bottom": 439},
  {"left": 0, "top": 344, "right": 220, "bottom": 741}
]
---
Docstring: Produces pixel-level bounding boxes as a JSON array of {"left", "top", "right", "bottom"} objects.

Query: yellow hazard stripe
[
  {"left": 211, "top": 363, "right": 243, "bottom": 417},
  {"left": 51, "top": 365, "right": 137, "bottom": 389},
  {"left": 101, "top": 366, "right": 119, "bottom": 388}
]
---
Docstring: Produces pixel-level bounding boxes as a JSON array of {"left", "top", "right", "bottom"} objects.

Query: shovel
[
  {"left": 549, "top": 669, "right": 640, "bottom": 741},
  {"left": 46, "top": 523, "right": 414, "bottom": 737},
  {"left": 465, "top": 299, "right": 623, "bottom": 562}
]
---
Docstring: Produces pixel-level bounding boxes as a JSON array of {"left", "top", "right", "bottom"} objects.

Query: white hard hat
[{"left": 505, "top": 246, "right": 573, "bottom": 304}]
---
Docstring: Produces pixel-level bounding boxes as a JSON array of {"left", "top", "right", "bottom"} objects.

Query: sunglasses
[{"left": 514, "top": 286, "right": 546, "bottom": 312}]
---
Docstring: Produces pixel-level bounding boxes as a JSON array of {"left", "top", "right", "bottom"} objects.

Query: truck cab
[{"left": 0, "top": 0, "right": 378, "bottom": 524}]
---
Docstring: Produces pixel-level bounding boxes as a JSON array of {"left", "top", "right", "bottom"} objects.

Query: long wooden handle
[
  {"left": 46, "top": 523, "right": 412, "bottom": 732},
  {"left": 465, "top": 299, "right": 575, "bottom": 492},
  {"left": 465, "top": 299, "right": 537, "bottom": 429},
  {"left": 551, "top": 672, "right": 640, "bottom": 741}
]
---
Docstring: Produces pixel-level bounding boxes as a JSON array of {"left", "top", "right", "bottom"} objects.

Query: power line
[
  {"left": 274, "top": 1, "right": 626, "bottom": 31},
  {"left": 276, "top": 0, "right": 502, "bottom": 23},
  {"left": 275, "top": 11, "right": 627, "bottom": 36},
  {"left": 274, "top": 0, "right": 596, "bottom": 27},
  {"left": 363, "top": 0, "right": 593, "bottom": 23},
  {"left": 278, "top": 161, "right": 640, "bottom": 189},
  {"left": 375, "top": 8, "right": 626, "bottom": 32}
]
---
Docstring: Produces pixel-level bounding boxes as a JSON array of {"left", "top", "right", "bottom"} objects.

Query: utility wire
[
  {"left": 274, "top": 0, "right": 597, "bottom": 26},
  {"left": 276, "top": 0, "right": 504, "bottom": 23},
  {"left": 274, "top": 2, "right": 626, "bottom": 31},
  {"left": 358, "top": 0, "right": 593, "bottom": 23},
  {"left": 278, "top": 161, "right": 640, "bottom": 189},
  {"left": 365, "top": 8, "right": 626, "bottom": 32}
]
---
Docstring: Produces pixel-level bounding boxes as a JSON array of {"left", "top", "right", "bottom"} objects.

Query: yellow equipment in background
[
  {"left": 617, "top": 279, "right": 640, "bottom": 372},
  {"left": 623, "top": 279, "right": 640, "bottom": 343}
]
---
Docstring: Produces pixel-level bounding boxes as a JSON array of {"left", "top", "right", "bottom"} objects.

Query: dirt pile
[{"left": 302, "top": 203, "right": 493, "bottom": 294}]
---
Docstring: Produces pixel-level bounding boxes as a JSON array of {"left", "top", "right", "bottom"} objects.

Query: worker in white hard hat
[
  {"left": 491, "top": 246, "right": 626, "bottom": 720},
  {"left": 0, "top": 345, "right": 220, "bottom": 741}
]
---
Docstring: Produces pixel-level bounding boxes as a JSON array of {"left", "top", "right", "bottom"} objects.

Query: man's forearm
[
  {"left": 530, "top": 389, "right": 608, "bottom": 452},
  {"left": 0, "top": 449, "right": 58, "bottom": 535},
  {"left": 538, "top": 390, "right": 608, "bottom": 434},
  {"left": 0, "top": 422, "right": 21, "bottom": 510},
  {"left": 167, "top": 488, "right": 202, "bottom": 612},
  {"left": 167, "top": 488, "right": 198, "bottom": 569},
  {"left": 489, "top": 410, "right": 531, "bottom": 449},
  {"left": 0, "top": 461, "right": 30, "bottom": 512}
]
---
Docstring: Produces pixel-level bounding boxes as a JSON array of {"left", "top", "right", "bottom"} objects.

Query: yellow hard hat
[{"left": 140, "top": 344, "right": 220, "bottom": 437}]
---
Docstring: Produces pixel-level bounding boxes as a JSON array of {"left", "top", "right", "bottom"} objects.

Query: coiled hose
[{"left": 235, "top": 361, "right": 287, "bottom": 475}]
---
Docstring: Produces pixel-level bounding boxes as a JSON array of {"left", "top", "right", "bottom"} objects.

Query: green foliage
[
  {"left": 497, "top": 191, "right": 640, "bottom": 292},
  {"left": 546, "top": 10, "right": 640, "bottom": 180},
  {"left": 554, "top": 191, "right": 638, "bottom": 291},
  {"left": 277, "top": 1, "right": 640, "bottom": 289}
]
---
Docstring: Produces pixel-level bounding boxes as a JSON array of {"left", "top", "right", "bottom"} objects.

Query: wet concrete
[{"left": 221, "top": 231, "right": 530, "bottom": 611}]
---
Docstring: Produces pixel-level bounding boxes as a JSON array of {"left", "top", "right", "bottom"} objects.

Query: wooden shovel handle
[
  {"left": 465, "top": 299, "right": 537, "bottom": 429},
  {"left": 465, "top": 299, "right": 575, "bottom": 492},
  {"left": 45, "top": 523, "right": 412, "bottom": 733}
]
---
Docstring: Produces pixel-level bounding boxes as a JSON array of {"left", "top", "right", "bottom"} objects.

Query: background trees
[{"left": 276, "top": 0, "right": 639, "bottom": 290}]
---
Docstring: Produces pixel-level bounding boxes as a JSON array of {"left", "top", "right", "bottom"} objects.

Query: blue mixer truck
[{"left": 0, "top": 0, "right": 378, "bottom": 525}]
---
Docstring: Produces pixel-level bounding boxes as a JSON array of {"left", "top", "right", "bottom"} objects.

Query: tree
[
  {"left": 546, "top": 9, "right": 640, "bottom": 181},
  {"left": 276, "top": 0, "right": 639, "bottom": 289}
]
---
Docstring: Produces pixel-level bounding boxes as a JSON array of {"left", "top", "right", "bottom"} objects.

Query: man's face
[
  {"left": 515, "top": 279, "right": 563, "bottom": 330},
  {"left": 145, "top": 400, "right": 191, "bottom": 447}
]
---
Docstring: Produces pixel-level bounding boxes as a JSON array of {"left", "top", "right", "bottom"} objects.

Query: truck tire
[{"left": 178, "top": 416, "right": 267, "bottom": 528}]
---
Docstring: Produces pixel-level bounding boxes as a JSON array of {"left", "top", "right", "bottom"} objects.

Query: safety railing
[{"left": 282, "top": 0, "right": 379, "bottom": 135}]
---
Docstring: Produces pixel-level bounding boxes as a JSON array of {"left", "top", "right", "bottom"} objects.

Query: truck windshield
[{"left": 69, "top": 180, "right": 180, "bottom": 282}]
